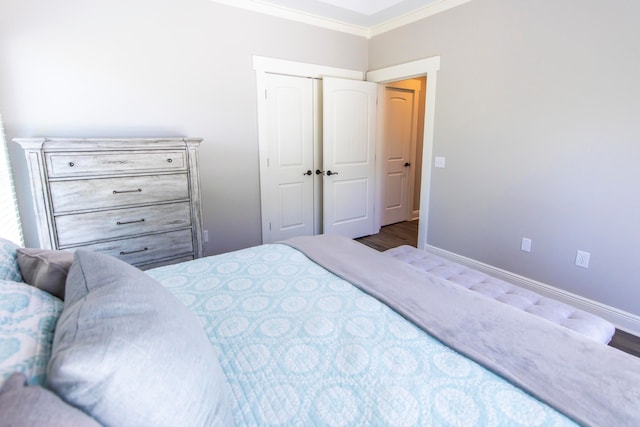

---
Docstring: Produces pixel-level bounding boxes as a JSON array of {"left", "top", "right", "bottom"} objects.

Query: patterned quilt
[{"left": 148, "top": 244, "right": 575, "bottom": 427}]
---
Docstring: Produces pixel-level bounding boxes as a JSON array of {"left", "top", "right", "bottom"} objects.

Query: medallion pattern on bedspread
[
  {"left": 0, "top": 280, "right": 62, "bottom": 386},
  {"left": 148, "top": 244, "right": 576, "bottom": 427}
]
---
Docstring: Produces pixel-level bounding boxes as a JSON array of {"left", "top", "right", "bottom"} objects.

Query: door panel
[
  {"left": 278, "top": 182, "right": 306, "bottom": 230},
  {"left": 263, "top": 74, "right": 314, "bottom": 242},
  {"left": 330, "top": 92, "right": 371, "bottom": 164},
  {"left": 332, "top": 179, "right": 369, "bottom": 223},
  {"left": 386, "top": 173, "right": 403, "bottom": 208},
  {"left": 323, "top": 77, "right": 378, "bottom": 239}
]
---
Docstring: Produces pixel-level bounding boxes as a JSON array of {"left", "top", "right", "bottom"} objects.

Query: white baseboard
[{"left": 426, "top": 245, "right": 640, "bottom": 337}]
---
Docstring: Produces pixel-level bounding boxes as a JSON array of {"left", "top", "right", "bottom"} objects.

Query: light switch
[
  {"left": 521, "top": 238, "right": 532, "bottom": 253},
  {"left": 435, "top": 156, "right": 446, "bottom": 168}
]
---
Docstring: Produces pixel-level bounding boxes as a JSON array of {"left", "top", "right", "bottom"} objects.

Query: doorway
[
  {"left": 380, "top": 77, "right": 426, "bottom": 232},
  {"left": 368, "top": 57, "right": 440, "bottom": 250}
]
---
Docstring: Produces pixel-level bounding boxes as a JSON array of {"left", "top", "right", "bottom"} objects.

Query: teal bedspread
[{"left": 148, "top": 243, "right": 576, "bottom": 427}]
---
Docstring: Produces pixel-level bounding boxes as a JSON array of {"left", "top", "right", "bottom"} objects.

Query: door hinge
[
  {"left": 265, "top": 89, "right": 268, "bottom": 99},
  {"left": 269, "top": 222, "right": 272, "bottom": 231}
]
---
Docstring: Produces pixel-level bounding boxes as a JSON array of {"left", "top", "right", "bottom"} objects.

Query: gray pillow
[
  {"left": 47, "top": 249, "right": 235, "bottom": 427},
  {"left": 17, "top": 248, "right": 73, "bottom": 300},
  {"left": 0, "top": 372, "right": 101, "bottom": 427}
]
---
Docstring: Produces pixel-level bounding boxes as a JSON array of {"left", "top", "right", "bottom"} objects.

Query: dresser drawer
[
  {"left": 139, "top": 255, "right": 194, "bottom": 270},
  {"left": 55, "top": 202, "right": 192, "bottom": 247},
  {"left": 49, "top": 174, "right": 189, "bottom": 213},
  {"left": 78, "top": 229, "right": 194, "bottom": 266},
  {"left": 46, "top": 150, "right": 186, "bottom": 177}
]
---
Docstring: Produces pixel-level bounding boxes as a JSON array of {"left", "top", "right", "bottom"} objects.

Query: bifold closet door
[
  {"left": 261, "top": 73, "right": 315, "bottom": 242},
  {"left": 259, "top": 74, "right": 378, "bottom": 243},
  {"left": 322, "top": 77, "right": 378, "bottom": 239}
]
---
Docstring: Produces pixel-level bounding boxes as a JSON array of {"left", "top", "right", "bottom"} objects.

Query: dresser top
[{"left": 13, "top": 137, "right": 202, "bottom": 151}]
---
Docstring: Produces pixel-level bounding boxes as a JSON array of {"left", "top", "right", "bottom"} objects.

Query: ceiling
[{"left": 209, "top": 0, "right": 472, "bottom": 37}]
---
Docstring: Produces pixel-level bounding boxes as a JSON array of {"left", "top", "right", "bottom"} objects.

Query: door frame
[
  {"left": 367, "top": 57, "right": 441, "bottom": 250},
  {"left": 253, "top": 55, "right": 440, "bottom": 249}
]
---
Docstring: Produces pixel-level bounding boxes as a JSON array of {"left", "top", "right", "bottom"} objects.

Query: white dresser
[{"left": 15, "top": 138, "right": 204, "bottom": 269}]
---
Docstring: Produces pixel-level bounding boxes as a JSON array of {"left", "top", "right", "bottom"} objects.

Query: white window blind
[{"left": 0, "top": 113, "right": 24, "bottom": 246}]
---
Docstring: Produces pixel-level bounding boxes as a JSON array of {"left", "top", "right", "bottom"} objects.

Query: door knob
[
  {"left": 315, "top": 169, "right": 324, "bottom": 175},
  {"left": 303, "top": 170, "right": 312, "bottom": 176},
  {"left": 326, "top": 170, "right": 339, "bottom": 176},
  {"left": 404, "top": 162, "right": 411, "bottom": 167}
]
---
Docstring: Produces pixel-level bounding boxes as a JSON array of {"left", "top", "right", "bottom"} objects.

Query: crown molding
[
  {"left": 209, "top": 0, "right": 473, "bottom": 39},
  {"left": 209, "top": 0, "right": 369, "bottom": 38},
  {"left": 370, "top": 0, "right": 473, "bottom": 37}
]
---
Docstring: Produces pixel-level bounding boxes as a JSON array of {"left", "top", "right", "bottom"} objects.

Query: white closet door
[
  {"left": 322, "top": 77, "right": 378, "bottom": 239},
  {"left": 262, "top": 73, "right": 315, "bottom": 243}
]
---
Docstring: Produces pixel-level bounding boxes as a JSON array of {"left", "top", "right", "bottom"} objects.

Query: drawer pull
[
  {"left": 167, "top": 158, "right": 173, "bottom": 163},
  {"left": 116, "top": 218, "right": 145, "bottom": 225},
  {"left": 69, "top": 162, "right": 75, "bottom": 167},
  {"left": 120, "top": 247, "right": 148, "bottom": 256},
  {"left": 112, "top": 188, "right": 142, "bottom": 194}
]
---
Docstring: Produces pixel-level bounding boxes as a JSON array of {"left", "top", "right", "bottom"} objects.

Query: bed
[{"left": 1, "top": 235, "right": 639, "bottom": 427}]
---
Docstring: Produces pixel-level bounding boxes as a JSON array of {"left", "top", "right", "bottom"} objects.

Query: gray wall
[
  {"left": 370, "top": 0, "right": 640, "bottom": 316},
  {"left": 0, "top": 0, "right": 368, "bottom": 254}
]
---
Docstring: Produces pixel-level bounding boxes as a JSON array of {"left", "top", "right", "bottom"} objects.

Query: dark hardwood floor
[
  {"left": 357, "top": 220, "right": 640, "bottom": 358},
  {"left": 609, "top": 329, "right": 640, "bottom": 358},
  {"left": 356, "top": 219, "right": 418, "bottom": 251}
]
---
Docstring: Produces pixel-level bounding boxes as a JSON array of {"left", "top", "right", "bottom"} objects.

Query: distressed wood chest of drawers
[{"left": 15, "top": 138, "right": 204, "bottom": 269}]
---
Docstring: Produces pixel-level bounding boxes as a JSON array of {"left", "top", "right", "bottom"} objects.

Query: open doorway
[
  {"left": 380, "top": 77, "right": 426, "bottom": 231},
  {"left": 377, "top": 76, "right": 427, "bottom": 249},
  {"left": 367, "top": 56, "right": 440, "bottom": 250}
]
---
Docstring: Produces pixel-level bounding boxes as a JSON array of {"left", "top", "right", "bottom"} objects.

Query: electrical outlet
[
  {"left": 575, "top": 250, "right": 590, "bottom": 269},
  {"left": 204, "top": 230, "right": 209, "bottom": 243},
  {"left": 521, "top": 238, "right": 532, "bottom": 253}
]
